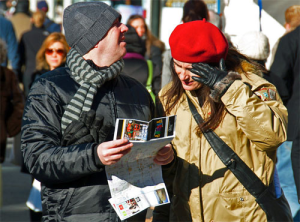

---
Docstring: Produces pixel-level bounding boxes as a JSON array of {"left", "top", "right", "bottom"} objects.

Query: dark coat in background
[
  {"left": 19, "top": 25, "right": 49, "bottom": 96},
  {"left": 122, "top": 25, "right": 161, "bottom": 95},
  {"left": 270, "top": 25, "right": 300, "bottom": 203},
  {"left": 0, "top": 66, "right": 24, "bottom": 163}
]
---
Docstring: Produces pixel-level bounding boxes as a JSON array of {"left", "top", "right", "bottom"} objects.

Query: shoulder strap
[
  {"left": 146, "top": 60, "right": 155, "bottom": 102},
  {"left": 186, "top": 96, "right": 267, "bottom": 198},
  {"left": 146, "top": 60, "right": 153, "bottom": 87}
]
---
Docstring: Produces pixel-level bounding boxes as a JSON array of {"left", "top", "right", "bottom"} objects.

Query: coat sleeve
[
  {"left": 221, "top": 78, "right": 288, "bottom": 151},
  {"left": 269, "top": 34, "right": 294, "bottom": 105},
  {"left": 6, "top": 69, "right": 24, "bottom": 137},
  {"left": 21, "top": 79, "right": 101, "bottom": 185}
]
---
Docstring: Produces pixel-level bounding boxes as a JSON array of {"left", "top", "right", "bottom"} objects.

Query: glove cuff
[{"left": 210, "top": 71, "right": 241, "bottom": 102}]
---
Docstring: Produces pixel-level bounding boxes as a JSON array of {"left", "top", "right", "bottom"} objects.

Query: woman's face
[
  {"left": 129, "top": 18, "right": 146, "bottom": 37},
  {"left": 173, "top": 59, "right": 202, "bottom": 91},
  {"left": 45, "top": 42, "right": 66, "bottom": 70}
]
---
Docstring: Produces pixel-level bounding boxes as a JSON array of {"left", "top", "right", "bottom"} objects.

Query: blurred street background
[{"left": 0, "top": 138, "right": 32, "bottom": 222}]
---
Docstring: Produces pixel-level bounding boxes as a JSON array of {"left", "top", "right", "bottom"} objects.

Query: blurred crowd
[{"left": 0, "top": 0, "right": 299, "bottom": 222}]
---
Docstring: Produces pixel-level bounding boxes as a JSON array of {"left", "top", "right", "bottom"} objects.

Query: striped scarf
[{"left": 61, "top": 48, "right": 124, "bottom": 134}]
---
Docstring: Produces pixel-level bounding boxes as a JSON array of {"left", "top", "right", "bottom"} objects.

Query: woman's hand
[
  {"left": 154, "top": 144, "right": 174, "bottom": 165},
  {"left": 190, "top": 58, "right": 228, "bottom": 90}
]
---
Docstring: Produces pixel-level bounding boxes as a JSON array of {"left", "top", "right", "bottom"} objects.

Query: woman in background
[
  {"left": 24, "top": 32, "right": 69, "bottom": 222},
  {"left": 30, "top": 32, "right": 69, "bottom": 86},
  {"left": 127, "top": 14, "right": 165, "bottom": 73}
]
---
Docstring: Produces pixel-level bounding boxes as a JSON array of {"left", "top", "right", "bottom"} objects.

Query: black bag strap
[{"left": 186, "top": 96, "right": 267, "bottom": 198}]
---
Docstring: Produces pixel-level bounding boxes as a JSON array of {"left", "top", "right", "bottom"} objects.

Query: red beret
[{"left": 169, "top": 19, "right": 228, "bottom": 63}]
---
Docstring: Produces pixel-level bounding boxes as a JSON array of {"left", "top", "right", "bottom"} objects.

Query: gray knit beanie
[{"left": 63, "top": 2, "right": 121, "bottom": 56}]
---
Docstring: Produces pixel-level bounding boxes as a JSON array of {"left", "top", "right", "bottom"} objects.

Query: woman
[
  {"left": 161, "top": 0, "right": 210, "bottom": 88},
  {"left": 25, "top": 32, "right": 69, "bottom": 222},
  {"left": 122, "top": 25, "right": 161, "bottom": 98},
  {"left": 30, "top": 32, "right": 69, "bottom": 86},
  {"left": 153, "top": 20, "right": 288, "bottom": 221},
  {"left": 127, "top": 15, "right": 165, "bottom": 72}
]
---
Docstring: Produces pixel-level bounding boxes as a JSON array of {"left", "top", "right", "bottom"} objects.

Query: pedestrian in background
[
  {"left": 24, "top": 32, "right": 69, "bottom": 222},
  {"left": 161, "top": 0, "right": 209, "bottom": 88},
  {"left": 36, "top": 0, "right": 61, "bottom": 33},
  {"left": 0, "top": 38, "right": 24, "bottom": 164},
  {"left": 9, "top": 0, "right": 31, "bottom": 41},
  {"left": 153, "top": 20, "right": 289, "bottom": 221},
  {"left": 122, "top": 25, "right": 161, "bottom": 99},
  {"left": 270, "top": 5, "right": 300, "bottom": 64},
  {"left": 237, "top": 31, "right": 272, "bottom": 82},
  {"left": 31, "top": 32, "right": 69, "bottom": 84},
  {"left": 270, "top": 24, "right": 300, "bottom": 221},
  {"left": 21, "top": 2, "right": 174, "bottom": 221},
  {"left": 0, "top": 10, "right": 20, "bottom": 76},
  {"left": 19, "top": 10, "right": 49, "bottom": 96},
  {"left": 127, "top": 14, "right": 165, "bottom": 73}
]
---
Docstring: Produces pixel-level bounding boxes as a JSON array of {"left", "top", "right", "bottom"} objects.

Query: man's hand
[
  {"left": 97, "top": 138, "right": 133, "bottom": 165},
  {"left": 154, "top": 144, "right": 174, "bottom": 165},
  {"left": 190, "top": 58, "right": 228, "bottom": 90}
]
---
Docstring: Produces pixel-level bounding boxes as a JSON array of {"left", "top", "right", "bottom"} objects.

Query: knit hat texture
[
  {"left": 237, "top": 31, "right": 270, "bottom": 61},
  {"left": 63, "top": 2, "right": 121, "bottom": 56},
  {"left": 169, "top": 19, "right": 228, "bottom": 63}
]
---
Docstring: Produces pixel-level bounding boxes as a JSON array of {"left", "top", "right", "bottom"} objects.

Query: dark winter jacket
[
  {"left": 19, "top": 25, "right": 49, "bottom": 95},
  {"left": 270, "top": 25, "right": 300, "bottom": 142},
  {"left": 0, "top": 66, "right": 24, "bottom": 163},
  {"left": 270, "top": 25, "right": 300, "bottom": 203},
  {"left": 21, "top": 67, "right": 154, "bottom": 221},
  {"left": 122, "top": 26, "right": 161, "bottom": 95}
]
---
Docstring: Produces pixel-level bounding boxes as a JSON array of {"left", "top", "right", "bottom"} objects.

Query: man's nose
[{"left": 121, "top": 23, "right": 129, "bottom": 32}]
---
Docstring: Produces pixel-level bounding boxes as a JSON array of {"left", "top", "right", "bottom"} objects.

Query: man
[
  {"left": 270, "top": 5, "right": 300, "bottom": 64},
  {"left": 0, "top": 13, "right": 20, "bottom": 76},
  {"left": 270, "top": 25, "right": 300, "bottom": 220},
  {"left": 19, "top": 10, "right": 49, "bottom": 96},
  {"left": 9, "top": 0, "right": 31, "bottom": 41},
  {"left": 21, "top": 2, "right": 174, "bottom": 221},
  {"left": 37, "top": 0, "right": 61, "bottom": 33}
]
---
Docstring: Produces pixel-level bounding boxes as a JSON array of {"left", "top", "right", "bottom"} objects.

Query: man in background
[
  {"left": 37, "top": 0, "right": 61, "bottom": 33},
  {"left": 270, "top": 5, "right": 300, "bottom": 221}
]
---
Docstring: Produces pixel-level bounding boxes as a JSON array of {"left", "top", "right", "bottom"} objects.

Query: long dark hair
[
  {"left": 162, "top": 47, "right": 264, "bottom": 132},
  {"left": 182, "top": 0, "right": 209, "bottom": 23}
]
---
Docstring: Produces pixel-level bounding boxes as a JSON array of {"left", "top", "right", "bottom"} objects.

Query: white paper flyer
[{"left": 105, "top": 115, "right": 176, "bottom": 220}]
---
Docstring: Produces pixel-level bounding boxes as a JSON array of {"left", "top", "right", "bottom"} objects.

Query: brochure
[{"left": 106, "top": 115, "right": 176, "bottom": 220}]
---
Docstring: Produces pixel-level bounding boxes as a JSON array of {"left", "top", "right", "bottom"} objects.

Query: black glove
[
  {"left": 80, "top": 110, "right": 112, "bottom": 143},
  {"left": 61, "top": 110, "right": 112, "bottom": 146},
  {"left": 190, "top": 58, "right": 228, "bottom": 90},
  {"left": 61, "top": 120, "right": 93, "bottom": 146}
]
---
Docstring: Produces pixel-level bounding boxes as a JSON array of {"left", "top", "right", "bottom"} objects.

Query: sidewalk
[{"left": 0, "top": 138, "right": 32, "bottom": 222}]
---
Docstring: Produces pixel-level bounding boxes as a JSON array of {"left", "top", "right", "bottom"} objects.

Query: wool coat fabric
[
  {"left": 153, "top": 62, "right": 288, "bottom": 222},
  {"left": 0, "top": 66, "right": 24, "bottom": 163}
]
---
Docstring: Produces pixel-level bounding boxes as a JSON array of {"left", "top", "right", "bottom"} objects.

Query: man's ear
[{"left": 284, "top": 23, "right": 291, "bottom": 32}]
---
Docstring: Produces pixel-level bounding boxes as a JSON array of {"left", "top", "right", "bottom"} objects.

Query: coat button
[{"left": 240, "top": 197, "right": 244, "bottom": 201}]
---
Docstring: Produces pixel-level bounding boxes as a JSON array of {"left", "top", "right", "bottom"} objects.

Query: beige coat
[{"left": 155, "top": 68, "right": 288, "bottom": 221}]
